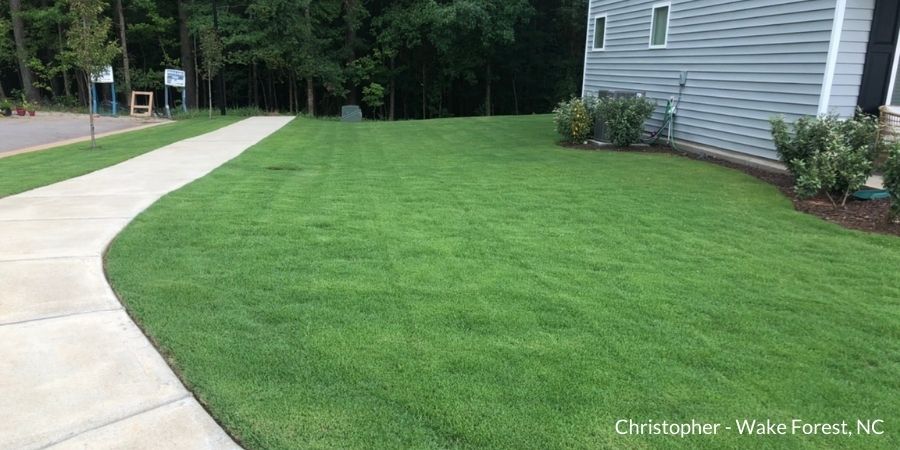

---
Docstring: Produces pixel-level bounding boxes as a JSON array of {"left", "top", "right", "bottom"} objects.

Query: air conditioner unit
[{"left": 594, "top": 89, "right": 646, "bottom": 142}]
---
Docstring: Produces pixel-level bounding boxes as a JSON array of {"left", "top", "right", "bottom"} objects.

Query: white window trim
[
  {"left": 885, "top": 24, "right": 900, "bottom": 106},
  {"left": 592, "top": 14, "right": 608, "bottom": 51},
  {"left": 818, "top": 0, "right": 847, "bottom": 114},
  {"left": 649, "top": 2, "right": 671, "bottom": 49},
  {"left": 580, "top": 1, "right": 593, "bottom": 97}
]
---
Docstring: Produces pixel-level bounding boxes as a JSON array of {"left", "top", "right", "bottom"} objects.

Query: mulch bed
[{"left": 560, "top": 142, "right": 900, "bottom": 237}]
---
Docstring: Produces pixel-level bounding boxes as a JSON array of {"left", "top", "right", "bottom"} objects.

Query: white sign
[
  {"left": 165, "top": 69, "right": 186, "bottom": 87},
  {"left": 91, "top": 66, "right": 114, "bottom": 84}
]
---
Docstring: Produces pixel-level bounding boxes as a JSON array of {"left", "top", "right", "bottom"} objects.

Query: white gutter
[{"left": 818, "top": 0, "right": 847, "bottom": 115}]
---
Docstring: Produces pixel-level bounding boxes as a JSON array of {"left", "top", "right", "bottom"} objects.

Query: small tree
[
  {"left": 65, "top": 0, "right": 119, "bottom": 149},
  {"left": 362, "top": 82, "right": 385, "bottom": 118},
  {"left": 199, "top": 27, "right": 224, "bottom": 119}
]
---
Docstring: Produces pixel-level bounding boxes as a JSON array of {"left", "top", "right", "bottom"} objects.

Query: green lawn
[
  {"left": 106, "top": 116, "right": 900, "bottom": 449},
  {"left": 0, "top": 116, "right": 240, "bottom": 198}
]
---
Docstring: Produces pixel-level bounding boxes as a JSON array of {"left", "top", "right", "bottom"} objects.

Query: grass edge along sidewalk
[
  {"left": 108, "top": 115, "right": 900, "bottom": 449},
  {"left": 0, "top": 116, "right": 242, "bottom": 198}
]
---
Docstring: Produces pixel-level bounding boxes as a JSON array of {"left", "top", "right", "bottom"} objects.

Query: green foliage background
[{"left": 0, "top": 0, "right": 589, "bottom": 118}]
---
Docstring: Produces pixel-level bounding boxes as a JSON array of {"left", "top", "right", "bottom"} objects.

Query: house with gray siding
[{"left": 582, "top": 0, "right": 900, "bottom": 161}]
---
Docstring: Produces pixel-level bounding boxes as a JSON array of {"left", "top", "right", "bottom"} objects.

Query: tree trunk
[
  {"left": 287, "top": 73, "right": 293, "bottom": 114},
  {"left": 9, "top": 0, "right": 40, "bottom": 101},
  {"left": 261, "top": 70, "right": 269, "bottom": 111},
  {"left": 389, "top": 57, "right": 396, "bottom": 121},
  {"left": 512, "top": 74, "right": 519, "bottom": 115},
  {"left": 421, "top": 62, "right": 426, "bottom": 119},
  {"left": 86, "top": 73, "right": 96, "bottom": 148},
  {"left": 0, "top": 80, "right": 6, "bottom": 99},
  {"left": 484, "top": 63, "right": 492, "bottom": 116},
  {"left": 193, "top": 35, "right": 200, "bottom": 107},
  {"left": 252, "top": 62, "right": 259, "bottom": 107},
  {"left": 75, "top": 70, "right": 87, "bottom": 106},
  {"left": 269, "top": 74, "right": 277, "bottom": 112},
  {"left": 292, "top": 74, "right": 299, "bottom": 113},
  {"left": 208, "top": 76, "right": 213, "bottom": 118},
  {"left": 178, "top": 0, "right": 198, "bottom": 109},
  {"left": 343, "top": 0, "right": 358, "bottom": 104},
  {"left": 306, "top": 78, "right": 315, "bottom": 116},
  {"left": 57, "top": 23, "right": 71, "bottom": 98},
  {"left": 62, "top": 70, "right": 71, "bottom": 98},
  {"left": 247, "top": 66, "right": 252, "bottom": 106},
  {"left": 114, "top": 0, "right": 132, "bottom": 102}
]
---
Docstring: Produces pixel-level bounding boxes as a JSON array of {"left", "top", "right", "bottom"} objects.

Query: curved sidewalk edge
[{"left": 0, "top": 116, "right": 294, "bottom": 449}]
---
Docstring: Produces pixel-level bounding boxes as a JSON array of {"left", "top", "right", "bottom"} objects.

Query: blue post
[
  {"left": 91, "top": 83, "right": 98, "bottom": 115},
  {"left": 182, "top": 89, "right": 187, "bottom": 113},
  {"left": 111, "top": 81, "right": 118, "bottom": 117}
]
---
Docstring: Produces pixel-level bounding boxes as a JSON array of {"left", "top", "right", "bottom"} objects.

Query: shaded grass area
[
  {"left": 0, "top": 116, "right": 240, "bottom": 198},
  {"left": 107, "top": 116, "right": 900, "bottom": 449}
]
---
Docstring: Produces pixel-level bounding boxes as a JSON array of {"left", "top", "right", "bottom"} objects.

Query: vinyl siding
[
  {"left": 828, "top": 0, "right": 875, "bottom": 116},
  {"left": 583, "top": 0, "right": 845, "bottom": 160}
]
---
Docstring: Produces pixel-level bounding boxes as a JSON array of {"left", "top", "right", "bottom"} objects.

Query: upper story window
[
  {"left": 650, "top": 3, "right": 670, "bottom": 48},
  {"left": 593, "top": 15, "right": 607, "bottom": 51}
]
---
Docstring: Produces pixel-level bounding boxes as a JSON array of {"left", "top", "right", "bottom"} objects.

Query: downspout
[{"left": 818, "top": 0, "right": 848, "bottom": 115}]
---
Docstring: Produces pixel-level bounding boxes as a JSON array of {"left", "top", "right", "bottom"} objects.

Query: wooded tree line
[{"left": 1, "top": 0, "right": 587, "bottom": 119}]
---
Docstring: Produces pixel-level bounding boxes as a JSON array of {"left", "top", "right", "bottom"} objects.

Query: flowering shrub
[{"left": 553, "top": 97, "right": 595, "bottom": 144}]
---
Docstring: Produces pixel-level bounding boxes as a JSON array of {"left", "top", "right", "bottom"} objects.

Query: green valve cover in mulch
[{"left": 852, "top": 189, "right": 890, "bottom": 200}]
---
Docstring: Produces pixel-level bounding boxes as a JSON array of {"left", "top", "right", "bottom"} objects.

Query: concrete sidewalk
[{"left": 0, "top": 116, "right": 293, "bottom": 449}]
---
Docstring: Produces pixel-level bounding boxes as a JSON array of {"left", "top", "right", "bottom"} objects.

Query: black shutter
[{"left": 858, "top": 0, "right": 900, "bottom": 114}]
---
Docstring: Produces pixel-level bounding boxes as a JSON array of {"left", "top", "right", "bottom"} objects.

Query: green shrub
[
  {"left": 772, "top": 115, "right": 832, "bottom": 176},
  {"left": 171, "top": 106, "right": 266, "bottom": 120},
  {"left": 842, "top": 111, "right": 880, "bottom": 156},
  {"left": 228, "top": 106, "right": 266, "bottom": 117},
  {"left": 884, "top": 143, "right": 900, "bottom": 219},
  {"left": 792, "top": 143, "right": 873, "bottom": 206},
  {"left": 362, "top": 83, "right": 385, "bottom": 110},
  {"left": 596, "top": 96, "right": 656, "bottom": 147},
  {"left": 553, "top": 97, "right": 595, "bottom": 144},
  {"left": 770, "top": 112, "right": 879, "bottom": 207}
]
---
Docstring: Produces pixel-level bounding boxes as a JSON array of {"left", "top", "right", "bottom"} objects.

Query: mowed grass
[
  {"left": 0, "top": 116, "right": 240, "bottom": 198},
  {"left": 106, "top": 116, "right": 900, "bottom": 449}
]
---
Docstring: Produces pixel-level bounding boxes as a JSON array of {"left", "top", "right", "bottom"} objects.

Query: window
[
  {"left": 593, "top": 15, "right": 607, "bottom": 51},
  {"left": 650, "top": 3, "right": 670, "bottom": 48}
]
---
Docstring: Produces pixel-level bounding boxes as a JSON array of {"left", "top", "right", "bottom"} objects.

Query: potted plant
[
  {"left": 0, "top": 98, "right": 11, "bottom": 117},
  {"left": 25, "top": 99, "right": 37, "bottom": 116},
  {"left": 15, "top": 94, "right": 26, "bottom": 116}
]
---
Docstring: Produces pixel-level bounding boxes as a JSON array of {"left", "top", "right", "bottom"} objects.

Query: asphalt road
[{"left": 0, "top": 112, "right": 161, "bottom": 155}]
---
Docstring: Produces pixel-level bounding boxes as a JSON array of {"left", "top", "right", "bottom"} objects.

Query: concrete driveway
[{"left": 0, "top": 112, "right": 165, "bottom": 156}]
